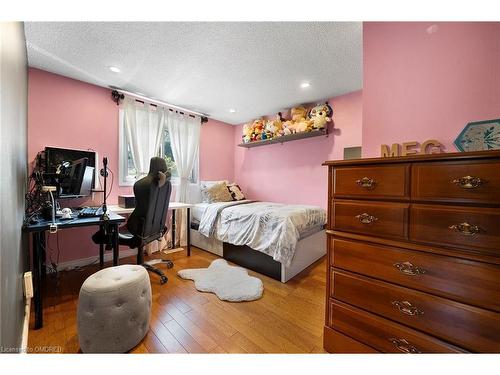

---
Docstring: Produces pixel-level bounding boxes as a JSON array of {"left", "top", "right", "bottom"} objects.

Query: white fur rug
[{"left": 177, "top": 259, "right": 263, "bottom": 302}]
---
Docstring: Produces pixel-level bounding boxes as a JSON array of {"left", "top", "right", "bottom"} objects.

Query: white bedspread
[{"left": 198, "top": 200, "right": 326, "bottom": 266}]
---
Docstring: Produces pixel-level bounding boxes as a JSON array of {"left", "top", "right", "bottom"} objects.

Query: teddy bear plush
[
  {"left": 285, "top": 106, "right": 313, "bottom": 133},
  {"left": 242, "top": 123, "right": 254, "bottom": 143},
  {"left": 308, "top": 102, "right": 333, "bottom": 130},
  {"left": 252, "top": 119, "right": 265, "bottom": 141},
  {"left": 264, "top": 113, "right": 284, "bottom": 138}
]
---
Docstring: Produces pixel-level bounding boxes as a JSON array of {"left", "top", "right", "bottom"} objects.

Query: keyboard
[{"left": 78, "top": 206, "right": 104, "bottom": 218}]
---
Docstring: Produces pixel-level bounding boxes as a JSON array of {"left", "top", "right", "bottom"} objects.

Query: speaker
[{"left": 118, "top": 195, "right": 136, "bottom": 208}]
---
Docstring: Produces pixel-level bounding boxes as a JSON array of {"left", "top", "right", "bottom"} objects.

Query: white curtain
[
  {"left": 123, "top": 97, "right": 165, "bottom": 177},
  {"left": 123, "top": 97, "right": 165, "bottom": 255},
  {"left": 166, "top": 111, "right": 201, "bottom": 246}
]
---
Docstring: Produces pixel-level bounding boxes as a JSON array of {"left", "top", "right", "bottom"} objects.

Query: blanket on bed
[{"left": 198, "top": 200, "right": 326, "bottom": 266}]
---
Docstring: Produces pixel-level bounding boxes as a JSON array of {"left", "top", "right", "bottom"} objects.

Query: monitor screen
[
  {"left": 45, "top": 146, "right": 97, "bottom": 189},
  {"left": 59, "top": 158, "right": 89, "bottom": 197}
]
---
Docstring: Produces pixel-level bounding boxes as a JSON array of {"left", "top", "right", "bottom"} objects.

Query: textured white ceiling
[{"left": 25, "top": 22, "right": 362, "bottom": 125}]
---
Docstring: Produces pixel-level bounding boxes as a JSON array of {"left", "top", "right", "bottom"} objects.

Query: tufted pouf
[{"left": 77, "top": 265, "right": 152, "bottom": 353}]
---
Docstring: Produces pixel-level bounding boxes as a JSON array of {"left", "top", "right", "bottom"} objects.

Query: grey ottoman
[{"left": 77, "top": 265, "right": 152, "bottom": 353}]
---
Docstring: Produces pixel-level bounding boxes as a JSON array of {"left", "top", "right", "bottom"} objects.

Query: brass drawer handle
[
  {"left": 389, "top": 338, "right": 421, "bottom": 354},
  {"left": 356, "top": 177, "right": 376, "bottom": 189},
  {"left": 393, "top": 261, "right": 426, "bottom": 276},
  {"left": 449, "top": 222, "right": 480, "bottom": 236},
  {"left": 391, "top": 300, "right": 424, "bottom": 316},
  {"left": 355, "top": 213, "right": 378, "bottom": 224},
  {"left": 451, "top": 175, "right": 487, "bottom": 189}
]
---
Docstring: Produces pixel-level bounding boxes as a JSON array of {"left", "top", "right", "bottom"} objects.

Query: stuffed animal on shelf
[
  {"left": 264, "top": 113, "right": 285, "bottom": 138},
  {"left": 285, "top": 106, "right": 313, "bottom": 133},
  {"left": 242, "top": 123, "right": 254, "bottom": 143},
  {"left": 251, "top": 119, "right": 265, "bottom": 141},
  {"left": 308, "top": 102, "right": 333, "bottom": 130}
]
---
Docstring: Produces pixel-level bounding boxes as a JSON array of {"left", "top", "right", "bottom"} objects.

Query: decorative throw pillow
[
  {"left": 227, "top": 183, "right": 245, "bottom": 201},
  {"left": 200, "top": 180, "right": 228, "bottom": 202},
  {"left": 204, "top": 181, "right": 233, "bottom": 203}
]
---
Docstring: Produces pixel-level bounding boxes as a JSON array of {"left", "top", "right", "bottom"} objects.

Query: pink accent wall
[
  {"left": 199, "top": 118, "right": 235, "bottom": 182},
  {"left": 233, "top": 90, "right": 363, "bottom": 208},
  {"left": 28, "top": 68, "right": 235, "bottom": 263},
  {"left": 28, "top": 68, "right": 130, "bottom": 204},
  {"left": 362, "top": 22, "right": 500, "bottom": 157}
]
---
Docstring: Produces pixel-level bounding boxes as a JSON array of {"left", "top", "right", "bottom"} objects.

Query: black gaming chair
[{"left": 93, "top": 157, "right": 174, "bottom": 284}]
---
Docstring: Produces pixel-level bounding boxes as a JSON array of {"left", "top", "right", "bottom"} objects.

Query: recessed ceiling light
[
  {"left": 229, "top": 109, "right": 236, "bottom": 113},
  {"left": 300, "top": 82, "right": 311, "bottom": 89},
  {"left": 109, "top": 66, "right": 121, "bottom": 73}
]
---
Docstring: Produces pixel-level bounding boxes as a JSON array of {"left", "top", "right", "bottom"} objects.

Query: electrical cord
[
  {"left": 97, "top": 165, "right": 114, "bottom": 200},
  {"left": 107, "top": 168, "right": 114, "bottom": 200}
]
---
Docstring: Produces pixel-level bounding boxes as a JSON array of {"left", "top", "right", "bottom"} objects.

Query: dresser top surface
[{"left": 323, "top": 150, "right": 500, "bottom": 167}]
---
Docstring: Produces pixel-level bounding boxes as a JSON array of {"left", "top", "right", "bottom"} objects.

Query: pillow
[
  {"left": 200, "top": 180, "right": 228, "bottom": 202},
  {"left": 227, "top": 183, "right": 245, "bottom": 201},
  {"left": 203, "top": 181, "right": 233, "bottom": 203}
]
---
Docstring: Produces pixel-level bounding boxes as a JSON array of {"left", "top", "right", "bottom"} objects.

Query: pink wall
[
  {"left": 28, "top": 68, "right": 235, "bottom": 263},
  {"left": 28, "top": 68, "right": 129, "bottom": 205},
  {"left": 362, "top": 22, "right": 500, "bottom": 157},
  {"left": 199, "top": 119, "right": 235, "bottom": 182},
  {"left": 233, "top": 90, "right": 363, "bottom": 208}
]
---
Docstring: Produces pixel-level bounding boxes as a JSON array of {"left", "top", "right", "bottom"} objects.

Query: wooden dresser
[{"left": 323, "top": 150, "right": 500, "bottom": 353}]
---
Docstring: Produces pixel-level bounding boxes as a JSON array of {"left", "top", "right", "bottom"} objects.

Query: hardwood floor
[{"left": 28, "top": 247, "right": 327, "bottom": 353}]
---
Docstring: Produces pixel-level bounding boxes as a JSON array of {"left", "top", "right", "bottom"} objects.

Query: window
[{"left": 119, "top": 109, "right": 198, "bottom": 186}]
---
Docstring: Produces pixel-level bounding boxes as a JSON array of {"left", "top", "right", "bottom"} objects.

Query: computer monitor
[{"left": 44, "top": 146, "right": 97, "bottom": 189}]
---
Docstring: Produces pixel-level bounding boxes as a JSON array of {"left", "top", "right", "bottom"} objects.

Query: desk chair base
[
  {"left": 142, "top": 262, "right": 173, "bottom": 285},
  {"left": 136, "top": 247, "right": 174, "bottom": 285}
]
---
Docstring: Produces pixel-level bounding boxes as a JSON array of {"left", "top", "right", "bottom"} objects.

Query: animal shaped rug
[{"left": 177, "top": 259, "right": 263, "bottom": 302}]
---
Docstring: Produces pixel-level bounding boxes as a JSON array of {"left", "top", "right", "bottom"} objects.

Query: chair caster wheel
[
  {"left": 160, "top": 276, "right": 168, "bottom": 285},
  {"left": 165, "top": 260, "right": 174, "bottom": 269}
]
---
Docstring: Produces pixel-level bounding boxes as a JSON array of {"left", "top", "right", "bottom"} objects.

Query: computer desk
[
  {"left": 108, "top": 202, "right": 194, "bottom": 256},
  {"left": 23, "top": 212, "right": 126, "bottom": 329}
]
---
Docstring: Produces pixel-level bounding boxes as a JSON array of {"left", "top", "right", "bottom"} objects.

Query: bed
[{"left": 189, "top": 193, "right": 326, "bottom": 283}]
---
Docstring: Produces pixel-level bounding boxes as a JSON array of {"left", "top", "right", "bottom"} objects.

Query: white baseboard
[
  {"left": 55, "top": 246, "right": 185, "bottom": 271},
  {"left": 20, "top": 298, "right": 31, "bottom": 354},
  {"left": 57, "top": 248, "right": 138, "bottom": 271}
]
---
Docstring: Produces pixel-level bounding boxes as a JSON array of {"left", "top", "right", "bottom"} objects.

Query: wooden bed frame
[{"left": 190, "top": 224, "right": 326, "bottom": 282}]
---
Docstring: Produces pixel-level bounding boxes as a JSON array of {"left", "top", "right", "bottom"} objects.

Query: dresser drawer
[
  {"left": 330, "top": 238, "right": 500, "bottom": 312},
  {"left": 331, "top": 270, "right": 500, "bottom": 352},
  {"left": 329, "top": 299, "right": 466, "bottom": 353},
  {"left": 331, "top": 200, "right": 409, "bottom": 241},
  {"left": 333, "top": 164, "right": 410, "bottom": 200},
  {"left": 412, "top": 160, "right": 500, "bottom": 205},
  {"left": 410, "top": 204, "right": 500, "bottom": 257},
  {"left": 324, "top": 326, "right": 379, "bottom": 353}
]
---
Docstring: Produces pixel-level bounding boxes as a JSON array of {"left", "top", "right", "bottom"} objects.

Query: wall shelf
[{"left": 238, "top": 129, "right": 328, "bottom": 148}]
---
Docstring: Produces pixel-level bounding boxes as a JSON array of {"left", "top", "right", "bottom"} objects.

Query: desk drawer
[
  {"left": 331, "top": 201, "right": 408, "bottom": 241},
  {"left": 331, "top": 270, "right": 500, "bottom": 352},
  {"left": 410, "top": 204, "right": 500, "bottom": 257},
  {"left": 330, "top": 238, "right": 500, "bottom": 312},
  {"left": 333, "top": 165, "right": 409, "bottom": 200},
  {"left": 329, "top": 299, "right": 465, "bottom": 353},
  {"left": 412, "top": 160, "right": 500, "bottom": 205}
]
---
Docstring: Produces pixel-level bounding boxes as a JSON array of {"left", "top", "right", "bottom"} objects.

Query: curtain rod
[{"left": 110, "top": 88, "right": 208, "bottom": 123}]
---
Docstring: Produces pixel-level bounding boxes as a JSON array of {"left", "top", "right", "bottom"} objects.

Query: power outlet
[{"left": 24, "top": 272, "right": 33, "bottom": 299}]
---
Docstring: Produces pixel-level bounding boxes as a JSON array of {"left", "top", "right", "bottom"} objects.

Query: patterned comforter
[{"left": 198, "top": 200, "right": 326, "bottom": 266}]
